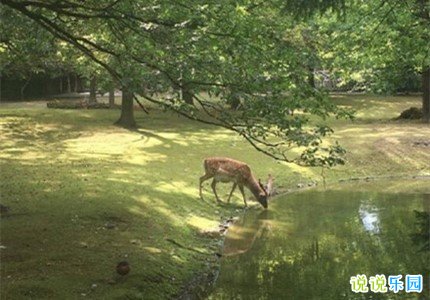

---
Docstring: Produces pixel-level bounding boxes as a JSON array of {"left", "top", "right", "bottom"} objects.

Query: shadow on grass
[
  {"left": 1, "top": 155, "right": 244, "bottom": 299},
  {"left": 0, "top": 109, "right": 261, "bottom": 299}
]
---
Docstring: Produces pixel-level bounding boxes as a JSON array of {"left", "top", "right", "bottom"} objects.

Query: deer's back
[{"left": 203, "top": 157, "right": 251, "bottom": 181}]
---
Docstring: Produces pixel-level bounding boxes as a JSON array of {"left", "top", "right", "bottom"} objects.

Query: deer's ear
[{"left": 266, "top": 174, "right": 274, "bottom": 196}]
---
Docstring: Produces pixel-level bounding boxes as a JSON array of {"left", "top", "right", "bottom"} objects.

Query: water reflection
[
  {"left": 411, "top": 194, "right": 430, "bottom": 252},
  {"left": 209, "top": 186, "right": 430, "bottom": 300},
  {"left": 358, "top": 202, "right": 381, "bottom": 234},
  {"left": 223, "top": 210, "right": 272, "bottom": 257}
]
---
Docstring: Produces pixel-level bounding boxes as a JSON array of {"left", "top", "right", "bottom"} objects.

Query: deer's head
[{"left": 258, "top": 175, "right": 274, "bottom": 209}]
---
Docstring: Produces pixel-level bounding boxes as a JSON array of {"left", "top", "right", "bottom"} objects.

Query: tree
[
  {"left": 0, "top": 7, "right": 67, "bottom": 99},
  {"left": 115, "top": 86, "right": 135, "bottom": 128},
  {"left": 317, "top": 0, "right": 429, "bottom": 122},
  {"left": 1, "top": 0, "right": 353, "bottom": 166},
  {"left": 89, "top": 75, "right": 97, "bottom": 103}
]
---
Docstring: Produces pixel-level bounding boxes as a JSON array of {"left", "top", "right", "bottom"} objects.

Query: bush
[
  {"left": 396, "top": 107, "right": 423, "bottom": 120},
  {"left": 47, "top": 100, "right": 112, "bottom": 109}
]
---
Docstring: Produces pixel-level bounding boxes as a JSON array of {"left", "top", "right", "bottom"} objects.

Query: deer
[{"left": 199, "top": 157, "right": 274, "bottom": 209}]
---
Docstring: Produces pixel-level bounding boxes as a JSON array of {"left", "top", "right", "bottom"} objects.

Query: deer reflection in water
[{"left": 223, "top": 210, "right": 273, "bottom": 257}]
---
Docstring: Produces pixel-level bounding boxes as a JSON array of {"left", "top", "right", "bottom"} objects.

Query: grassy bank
[{"left": 1, "top": 94, "right": 429, "bottom": 299}]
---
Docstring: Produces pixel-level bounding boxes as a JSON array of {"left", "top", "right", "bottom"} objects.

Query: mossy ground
[{"left": 1, "top": 94, "right": 429, "bottom": 299}]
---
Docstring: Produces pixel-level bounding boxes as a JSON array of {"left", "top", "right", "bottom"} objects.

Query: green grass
[{"left": 1, "top": 94, "right": 429, "bottom": 299}]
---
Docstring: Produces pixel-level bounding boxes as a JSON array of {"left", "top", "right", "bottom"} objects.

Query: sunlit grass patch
[{"left": 330, "top": 93, "right": 421, "bottom": 121}]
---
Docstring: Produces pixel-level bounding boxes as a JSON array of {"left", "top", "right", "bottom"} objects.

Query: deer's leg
[
  {"left": 199, "top": 173, "right": 213, "bottom": 200},
  {"left": 227, "top": 183, "right": 237, "bottom": 203},
  {"left": 238, "top": 184, "right": 247, "bottom": 207},
  {"left": 211, "top": 179, "right": 222, "bottom": 202}
]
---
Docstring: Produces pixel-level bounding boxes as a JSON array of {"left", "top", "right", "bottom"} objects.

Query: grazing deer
[{"left": 199, "top": 157, "right": 274, "bottom": 209}]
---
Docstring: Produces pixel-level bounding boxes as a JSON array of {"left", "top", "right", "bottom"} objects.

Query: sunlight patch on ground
[
  {"left": 154, "top": 181, "right": 197, "bottom": 197},
  {"left": 285, "top": 162, "right": 316, "bottom": 178},
  {"left": 0, "top": 148, "right": 46, "bottom": 160},
  {"left": 125, "top": 153, "right": 167, "bottom": 165},
  {"left": 192, "top": 130, "right": 234, "bottom": 142},
  {"left": 153, "top": 205, "right": 184, "bottom": 225},
  {"left": 64, "top": 131, "right": 169, "bottom": 163},
  {"left": 132, "top": 194, "right": 189, "bottom": 226},
  {"left": 187, "top": 216, "right": 219, "bottom": 231},
  {"left": 143, "top": 247, "right": 163, "bottom": 254},
  {"left": 128, "top": 205, "right": 148, "bottom": 216},
  {"left": 111, "top": 169, "right": 129, "bottom": 175},
  {"left": 65, "top": 133, "right": 143, "bottom": 155},
  {"left": 155, "top": 132, "right": 190, "bottom": 146}
]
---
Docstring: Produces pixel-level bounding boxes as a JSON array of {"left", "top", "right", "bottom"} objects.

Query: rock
[
  {"left": 104, "top": 222, "right": 116, "bottom": 229},
  {"left": 47, "top": 100, "right": 112, "bottom": 110},
  {"left": 87, "top": 102, "right": 110, "bottom": 109},
  {"left": 413, "top": 140, "right": 430, "bottom": 147},
  {"left": 116, "top": 261, "right": 130, "bottom": 275},
  {"left": 47, "top": 100, "right": 86, "bottom": 109}
]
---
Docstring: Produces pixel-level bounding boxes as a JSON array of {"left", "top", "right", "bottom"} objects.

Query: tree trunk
[
  {"left": 418, "top": 0, "right": 429, "bottom": 123},
  {"left": 67, "top": 74, "right": 71, "bottom": 93},
  {"left": 59, "top": 77, "right": 63, "bottom": 94},
  {"left": 109, "top": 87, "right": 115, "bottom": 108},
  {"left": 115, "top": 87, "right": 136, "bottom": 128},
  {"left": 73, "top": 74, "right": 78, "bottom": 92},
  {"left": 20, "top": 77, "right": 31, "bottom": 100},
  {"left": 228, "top": 93, "right": 241, "bottom": 110},
  {"left": 422, "top": 66, "right": 430, "bottom": 123},
  {"left": 89, "top": 76, "right": 97, "bottom": 103},
  {"left": 308, "top": 67, "right": 315, "bottom": 88},
  {"left": 181, "top": 86, "right": 193, "bottom": 104}
]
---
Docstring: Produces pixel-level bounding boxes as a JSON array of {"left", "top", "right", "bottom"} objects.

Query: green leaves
[
  {"left": 318, "top": 0, "right": 429, "bottom": 94},
  {"left": 301, "top": 141, "right": 346, "bottom": 167},
  {"left": 2, "top": 0, "right": 356, "bottom": 166}
]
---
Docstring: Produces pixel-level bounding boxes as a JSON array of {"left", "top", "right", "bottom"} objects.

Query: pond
[{"left": 208, "top": 180, "right": 430, "bottom": 299}]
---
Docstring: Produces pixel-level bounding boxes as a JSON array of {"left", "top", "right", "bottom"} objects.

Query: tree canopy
[{"left": 2, "top": 0, "right": 427, "bottom": 166}]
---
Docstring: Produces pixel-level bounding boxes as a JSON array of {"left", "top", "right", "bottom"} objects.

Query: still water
[{"left": 209, "top": 181, "right": 430, "bottom": 299}]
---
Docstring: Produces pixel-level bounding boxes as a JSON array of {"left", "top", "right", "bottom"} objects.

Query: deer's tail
[{"left": 203, "top": 159, "right": 209, "bottom": 172}]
